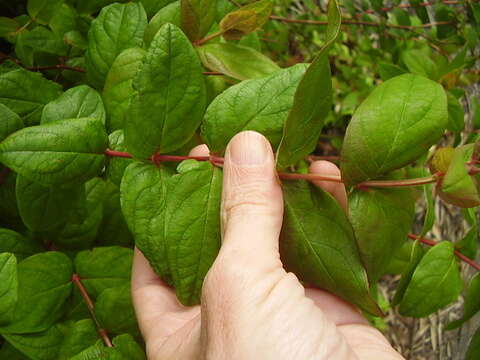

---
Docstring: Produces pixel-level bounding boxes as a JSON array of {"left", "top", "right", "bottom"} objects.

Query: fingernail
[{"left": 228, "top": 131, "right": 270, "bottom": 166}]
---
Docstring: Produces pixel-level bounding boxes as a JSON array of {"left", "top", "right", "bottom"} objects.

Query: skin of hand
[{"left": 131, "top": 131, "right": 405, "bottom": 360}]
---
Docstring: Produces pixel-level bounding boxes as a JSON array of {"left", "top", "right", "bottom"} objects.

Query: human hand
[{"left": 132, "top": 131, "right": 404, "bottom": 360}]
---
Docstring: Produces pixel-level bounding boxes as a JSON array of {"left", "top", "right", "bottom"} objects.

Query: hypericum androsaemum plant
[{"left": 0, "top": 0, "right": 479, "bottom": 358}]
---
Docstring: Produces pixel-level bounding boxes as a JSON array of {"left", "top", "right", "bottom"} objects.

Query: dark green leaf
[
  {"left": 0, "top": 228, "right": 43, "bottom": 261},
  {"left": 102, "top": 48, "right": 146, "bottom": 132},
  {"left": 49, "top": 3, "right": 79, "bottom": 36},
  {"left": 42, "top": 85, "right": 105, "bottom": 125},
  {"left": 435, "top": 4, "right": 456, "bottom": 40},
  {"left": 64, "top": 30, "right": 88, "bottom": 50},
  {"left": 0, "top": 103, "right": 24, "bottom": 142},
  {"left": 466, "top": 326, "right": 480, "bottom": 360},
  {"left": 181, "top": 0, "right": 216, "bottom": 41},
  {"left": 58, "top": 319, "right": 98, "bottom": 360},
  {"left": 280, "top": 180, "right": 382, "bottom": 316},
  {"left": 112, "top": 334, "right": 146, "bottom": 360},
  {"left": 399, "top": 241, "right": 462, "bottom": 317},
  {"left": 85, "top": 2, "right": 147, "bottom": 89},
  {"left": 0, "top": 342, "right": 30, "bottom": 359},
  {"left": 27, "top": 0, "right": 64, "bottom": 24},
  {"left": 125, "top": 23, "right": 206, "bottom": 158},
  {"left": 197, "top": 43, "right": 280, "bottom": 80},
  {"left": 0, "top": 17, "right": 19, "bottom": 38},
  {"left": 446, "top": 273, "right": 480, "bottom": 329},
  {"left": 0, "top": 253, "right": 17, "bottom": 325},
  {"left": 0, "top": 68, "right": 62, "bottom": 126},
  {"left": 275, "top": 0, "right": 341, "bottom": 169},
  {"left": 21, "top": 26, "right": 68, "bottom": 56},
  {"left": 0, "top": 252, "right": 73, "bottom": 334},
  {"left": 106, "top": 131, "right": 133, "bottom": 186},
  {"left": 140, "top": 0, "right": 177, "bottom": 18},
  {"left": 14, "top": 31, "right": 34, "bottom": 68},
  {"left": 456, "top": 208, "right": 478, "bottom": 259},
  {"left": 144, "top": 1, "right": 181, "bottom": 46},
  {"left": 0, "top": 118, "right": 108, "bottom": 186},
  {"left": 202, "top": 63, "right": 307, "bottom": 153},
  {"left": 420, "top": 172, "right": 435, "bottom": 237},
  {"left": 341, "top": 74, "right": 448, "bottom": 186},
  {"left": 378, "top": 62, "right": 407, "bottom": 81},
  {"left": 410, "top": 0, "right": 429, "bottom": 23},
  {"left": 446, "top": 91, "right": 465, "bottom": 133}
]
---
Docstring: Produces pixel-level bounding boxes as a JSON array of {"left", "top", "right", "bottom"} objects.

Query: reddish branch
[
  {"left": 71, "top": 274, "right": 113, "bottom": 347},
  {"left": 27, "top": 65, "right": 86, "bottom": 73},
  {"left": 361, "top": 0, "right": 459, "bottom": 14},
  {"left": 408, "top": 234, "right": 480, "bottom": 272}
]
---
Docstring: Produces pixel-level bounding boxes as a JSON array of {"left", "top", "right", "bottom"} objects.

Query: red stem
[
  {"left": 71, "top": 274, "right": 113, "bottom": 347},
  {"left": 408, "top": 234, "right": 480, "bottom": 272}
]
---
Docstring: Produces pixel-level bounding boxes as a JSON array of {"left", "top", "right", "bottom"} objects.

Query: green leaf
[
  {"left": 74, "top": 247, "right": 133, "bottom": 298},
  {"left": 401, "top": 49, "right": 439, "bottom": 80},
  {"left": 219, "top": 0, "right": 273, "bottom": 40},
  {"left": 0, "top": 169, "right": 21, "bottom": 225},
  {"left": 399, "top": 241, "right": 462, "bottom": 317},
  {"left": 275, "top": 0, "right": 341, "bottom": 169},
  {"left": 21, "top": 26, "right": 68, "bottom": 56},
  {"left": 28, "top": 0, "right": 64, "bottom": 24},
  {"left": 85, "top": 2, "right": 147, "bottom": 89},
  {"left": 125, "top": 23, "right": 206, "bottom": 158},
  {"left": 340, "top": 74, "right": 448, "bottom": 186},
  {"left": 0, "top": 252, "right": 73, "bottom": 334},
  {"left": 49, "top": 3, "right": 79, "bottom": 36},
  {"left": 3, "top": 323, "right": 68, "bottom": 360},
  {"left": 197, "top": 43, "right": 280, "bottom": 80},
  {"left": 120, "top": 162, "right": 173, "bottom": 283},
  {"left": 42, "top": 85, "right": 106, "bottom": 125},
  {"left": 202, "top": 63, "right": 307, "bottom": 153},
  {"left": 377, "top": 62, "right": 407, "bottom": 81},
  {"left": 280, "top": 180, "right": 382, "bottom": 316},
  {"left": 466, "top": 326, "right": 480, "bottom": 360},
  {"left": 410, "top": 0, "right": 429, "bottom": 23},
  {"left": 435, "top": 4, "right": 456, "bottom": 40},
  {"left": 446, "top": 91, "right": 465, "bottom": 133},
  {"left": 0, "top": 17, "right": 19, "bottom": 38},
  {"left": 0, "top": 342, "right": 30, "bottom": 359},
  {"left": 106, "top": 130, "right": 133, "bottom": 186},
  {"left": 456, "top": 208, "right": 478, "bottom": 259},
  {"left": 140, "top": 0, "right": 177, "bottom": 18},
  {"left": 0, "top": 117, "right": 108, "bottom": 186},
  {"left": 95, "top": 284, "right": 139, "bottom": 336},
  {"left": 0, "top": 253, "right": 17, "bottom": 325},
  {"left": 102, "top": 48, "right": 146, "bottom": 132},
  {"left": 439, "top": 144, "right": 480, "bottom": 208},
  {"left": 144, "top": 1, "right": 181, "bottom": 46},
  {"left": 349, "top": 188, "right": 415, "bottom": 283},
  {"left": 0, "top": 68, "right": 62, "bottom": 126},
  {"left": 181, "top": 0, "right": 216, "bottom": 41},
  {"left": 0, "top": 228, "right": 43, "bottom": 261},
  {"left": 14, "top": 30, "right": 34, "bottom": 68},
  {"left": 64, "top": 30, "right": 88, "bottom": 50},
  {"left": 112, "top": 334, "right": 146, "bottom": 360},
  {"left": 446, "top": 273, "right": 480, "bottom": 330},
  {"left": 167, "top": 160, "right": 222, "bottom": 305},
  {"left": 0, "top": 103, "right": 24, "bottom": 142},
  {"left": 420, "top": 172, "right": 435, "bottom": 237},
  {"left": 58, "top": 319, "right": 98, "bottom": 360},
  {"left": 16, "top": 175, "right": 84, "bottom": 231}
]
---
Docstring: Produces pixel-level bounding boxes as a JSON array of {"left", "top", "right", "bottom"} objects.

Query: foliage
[{"left": 0, "top": 0, "right": 478, "bottom": 357}]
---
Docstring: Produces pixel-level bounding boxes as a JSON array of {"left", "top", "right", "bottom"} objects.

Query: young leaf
[
  {"left": 125, "top": 23, "right": 206, "bottom": 158},
  {"left": 74, "top": 246, "right": 133, "bottom": 298},
  {"left": 202, "top": 63, "right": 307, "bottom": 153},
  {"left": 466, "top": 326, "right": 480, "bottom": 360},
  {"left": 275, "top": 0, "right": 341, "bottom": 169},
  {"left": 0, "top": 253, "right": 17, "bottom": 325},
  {"left": 340, "top": 74, "right": 448, "bottom": 186},
  {"left": 181, "top": 0, "right": 216, "bottom": 41},
  {"left": 85, "top": 2, "right": 147, "bottom": 89},
  {"left": 144, "top": 1, "right": 181, "bottom": 45},
  {"left": 27, "top": 0, "right": 63, "bottom": 24},
  {"left": 0, "top": 103, "right": 24, "bottom": 142},
  {"left": 16, "top": 175, "right": 84, "bottom": 231},
  {"left": 41, "top": 85, "right": 106, "bottom": 125},
  {"left": 446, "top": 273, "right": 480, "bottom": 330},
  {"left": 0, "top": 68, "right": 62, "bottom": 126},
  {"left": 197, "top": 43, "right": 280, "bottom": 80},
  {"left": 102, "top": 48, "right": 146, "bottom": 132},
  {"left": 57, "top": 319, "right": 98, "bottom": 360},
  {"left": 349, "top": 188, "right": 415, "bottom": 283},
  {"left": 0, "top": 228, "right": 43, "bottom": 261},
  {"left": 120, "top": 162, "right": 173, "bottom": 283},
  {"left": 166, "top": 160, "right": 222, "bottom": 305},
  {"left": 106, "top": 131, "right": 133, "bottom": 186},
  {"left": 280, "top": 180, "right": 382, "bottom": 316},
  {"left": 0, "top": 252, "right": 73, "bottom": 334},
  {"left": 219, "top": 0, "right": 273, "bottom": 40},
  {"left": 0, "top": 118, "right": 108, "bottom": 186},
  {"left": 399, "top": 241, "right": 462, "bottom": 317}
]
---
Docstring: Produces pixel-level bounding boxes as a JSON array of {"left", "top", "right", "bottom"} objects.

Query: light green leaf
[
  {"left": 401, "top": 49, "right": 439, "bottom": 80},
  {"left": 0, "top": 68, "right": 62, "bottom": 126},
  {"left": 85, "top": 2, "right": 147, "bottom": 89},
  {"left": 349, "top": 188, "right": 415, "bottom": 283},
  {"left": 446, "top": 273, "right": 480, "bottom": 329},
  {"left": 16, "top": 175, "right": 84, "bottom": 231},
  {"left": 275, "top": 0, "right": 341, "bottom": 169},
  {"left": 399, "top": 241, "right": 462, "bottom": 317},
  {"left": 0, "top": 253, "right": 17, "bottom": 325},
  {"left": 103, "top": 48, "right": 146, "bottom": 132},
  {"left": 219, "top": 0, "right": 272, "bottom": 40},
  {"left": 125, "top": 23, "right": 206, "bottom": 158},
  {"left": 74, "top": 247, "right": 133, "bottom": 298},
  {"left": 0, "top": 103, "right": 24, "bottom": 142},
  {"left": 280, "top": 180, "right": 382, "bottom": 316},
  {"left": 181, "top": 0, "right": 216, "bottom": 41},
  {"left": 340, "top": 74, "right": 448, "bottom": 186},
  {"left": 0, "top": 117, "right": 108, "bottom": 186},
  {"left": 28, "top": 0, "right": 64, "bottom": 24},
  {"left": 58, "top": 319, "right": 98, "bottom": 360},
  {"left": 42, "top": 85, "right": 106, "bottom": 125},
  {"left": 63, "top": 30, "right": 88, "bottom": 50},
  {"left": 167, "top": 160, "right": 222, "bottom": 305},
  {"left": 0, "top": 252, "right": 73, "bottom": 334},
  {"left": 49, "top": 3, "right": 79, "bottom": 36},
  {"left": 202, "top": 63, "right": 307, "bottom": 153},
  {"left": 0, "top": 228, "right": 43, "bottom": 261},
  {"left": 106, "top": 130, "right": 133, "bottom": 186},
  {"left": 197, "top": 43, "right": 280, "bottom": 80},
  {"left": 144, "top": 1, "right": 181, "bottom": 45},
  {"left": 120, "top": 162, "right": 173, "bottom": 283}
]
